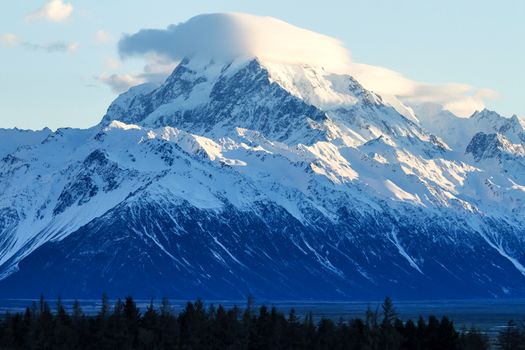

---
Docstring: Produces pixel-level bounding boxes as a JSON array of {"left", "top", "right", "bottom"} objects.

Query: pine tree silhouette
[{"left": 0, "top": 295, "right": 495, "bottom": 350}]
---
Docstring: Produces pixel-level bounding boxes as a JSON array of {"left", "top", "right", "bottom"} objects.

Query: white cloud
[
  {"left": 66, "top": 42, "right": 80, "bottom": 52},
  {"left": 27, "top": 0, "right": 73, "bottom": 23},
  {"left": 105, "top": 57, "right": 121, "bottom": 69},
  {"left": 350, "top": 63, "right": 498, "bottom": 117},
  {"left": 95, "top": 30, "right": 112, "bottom": 44},
  {"left": 118, "top": 13, "right": 351, "bottom": 73},
  {"left": 1, "top": 33, "right": 78, "bottom": 53},
  {"left": 97, "top": 56, "right": 178, "bottom": 93},
  {"left": 0, "top": 33, "right": 20, "bottom": 46},
  {"left": 115, "top": 12, "right": 497, "bottom": 116},
  {"left": 97, "top": 73, "right": 146, "bottom": 93},
  {"left": 22, "top": 41, "right": 79, "bottom": 53},
  {"left": 141, "top": 56, "right": 179, "bottom": 80}
]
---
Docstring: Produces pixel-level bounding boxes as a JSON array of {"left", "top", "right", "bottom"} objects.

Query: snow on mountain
[
  {"left": 466, "top": 132, "right": 525, "bottom": 162},
  {"left": 0, "top": 127, "right": 52, "bottom": 158},
  {"left": 1, "top": 16, "right": 525, "bottom": 299},
  {"left": 414, "top": 103, "right": 525, "bottom": 151}
]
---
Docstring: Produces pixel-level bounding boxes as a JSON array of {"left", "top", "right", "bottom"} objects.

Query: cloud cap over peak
[
  {"left": 116, "top": 12, "right": 497, "bottom": 117},
  {"left": 118, "top": 13, "right": 352, "bottom": 73}
]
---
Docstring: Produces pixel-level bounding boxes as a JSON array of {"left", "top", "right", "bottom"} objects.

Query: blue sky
[{"left": 0, "top": 0, "right": 523, "bottom": 130}]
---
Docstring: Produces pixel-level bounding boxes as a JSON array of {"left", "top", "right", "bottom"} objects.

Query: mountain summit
[{"left": 0, "top": 15, "right": 524, "bottom": 299}]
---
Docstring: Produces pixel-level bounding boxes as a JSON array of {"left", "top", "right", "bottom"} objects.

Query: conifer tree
[
  {"left": 459, "top": 327, "right": 489, "bottom": 350},
  {"left": 99, "top": 293, "right": 110, "bottom": 321},
  {"left": 158, "top": 298, "right": 178, "bottom": 349},
  {"left": 498, "top": 320, "right": 523, "bottom": 350},
  {"left": 0, "top": 295, "right": 503, "bottom": 350}
]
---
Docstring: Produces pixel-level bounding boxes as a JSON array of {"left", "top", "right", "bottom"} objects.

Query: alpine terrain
[{"left": 1, "top": 13, "right": 524, "bottom": 299}]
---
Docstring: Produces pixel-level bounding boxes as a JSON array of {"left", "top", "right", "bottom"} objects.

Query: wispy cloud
[
  {"left": 27, "top": 0, "right": 73, "bottom": 23},
  {"left": 22, "top": 41, "right": 79, "bottom": 53},
  {"left": 105, "top": 57, "right": 121, "bottom": 70},
  {"left": 95, "top": 30, "right": 112, "bottom": 44},
  {"left": 0, "top": 33, "right": 20, "bottom": 46},
  {"left": 97, "top": 56, "right": 177, "bottom": 93},
  {"left": 1, "top": 33, "right": 79, "bottom": 53},
  {"left": 96, "top": 73, "right": 146, "bottom": 93},
  {"left": 350, "top": 63, "right": 499, "bottom": 117}
]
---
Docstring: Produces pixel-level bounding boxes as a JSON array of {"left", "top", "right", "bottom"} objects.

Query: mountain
[
  {"left": 414, "top": 103, "right": 525, "bottom": 151},
  {"left": 0, "top": 127, "right": 52, "bottom": 158},
  {"left": 1, "top": 46, "right": 525, "bottom": 300}
]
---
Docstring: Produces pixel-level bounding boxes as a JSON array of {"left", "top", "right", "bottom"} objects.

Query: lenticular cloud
[
  {"left": 116, "top": 12, "right": 496, "bottom": 117},
  {"left": 118, "top": 13, "right": 352, "bottom": 73}
]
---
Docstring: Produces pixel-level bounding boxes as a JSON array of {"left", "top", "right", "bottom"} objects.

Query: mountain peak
[
  {"left": 101, "top": 55, "right": 427, "bottom": 149},
  {"left": 102, "top": 58, "right": 332, "bottom": 144},
  {"left": 470, "top": 108, "right": 500, "bottom": 120}
]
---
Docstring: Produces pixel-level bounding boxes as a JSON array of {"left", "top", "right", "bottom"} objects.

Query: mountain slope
[{"left": 0, "top": 127, "right": 52, "bottom": 158}]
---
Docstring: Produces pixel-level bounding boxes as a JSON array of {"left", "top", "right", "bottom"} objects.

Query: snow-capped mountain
[
  {"left": 415, "top": 103, "right": 525, "bottom": 151},
  {"left": 1, "top": 30, "right": 525, "bottom": 299}
]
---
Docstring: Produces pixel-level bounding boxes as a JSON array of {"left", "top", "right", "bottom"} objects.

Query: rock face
[
  {"left": 1, "top": 57, "right": 525, "bottom": 299},
  {"left": 466, "top": 132, "right": 525, "bottom": 162}
]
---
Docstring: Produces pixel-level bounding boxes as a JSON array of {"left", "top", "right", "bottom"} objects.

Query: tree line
[{"left": 0, "top": 294, "right": 515, "bottom": 349}]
